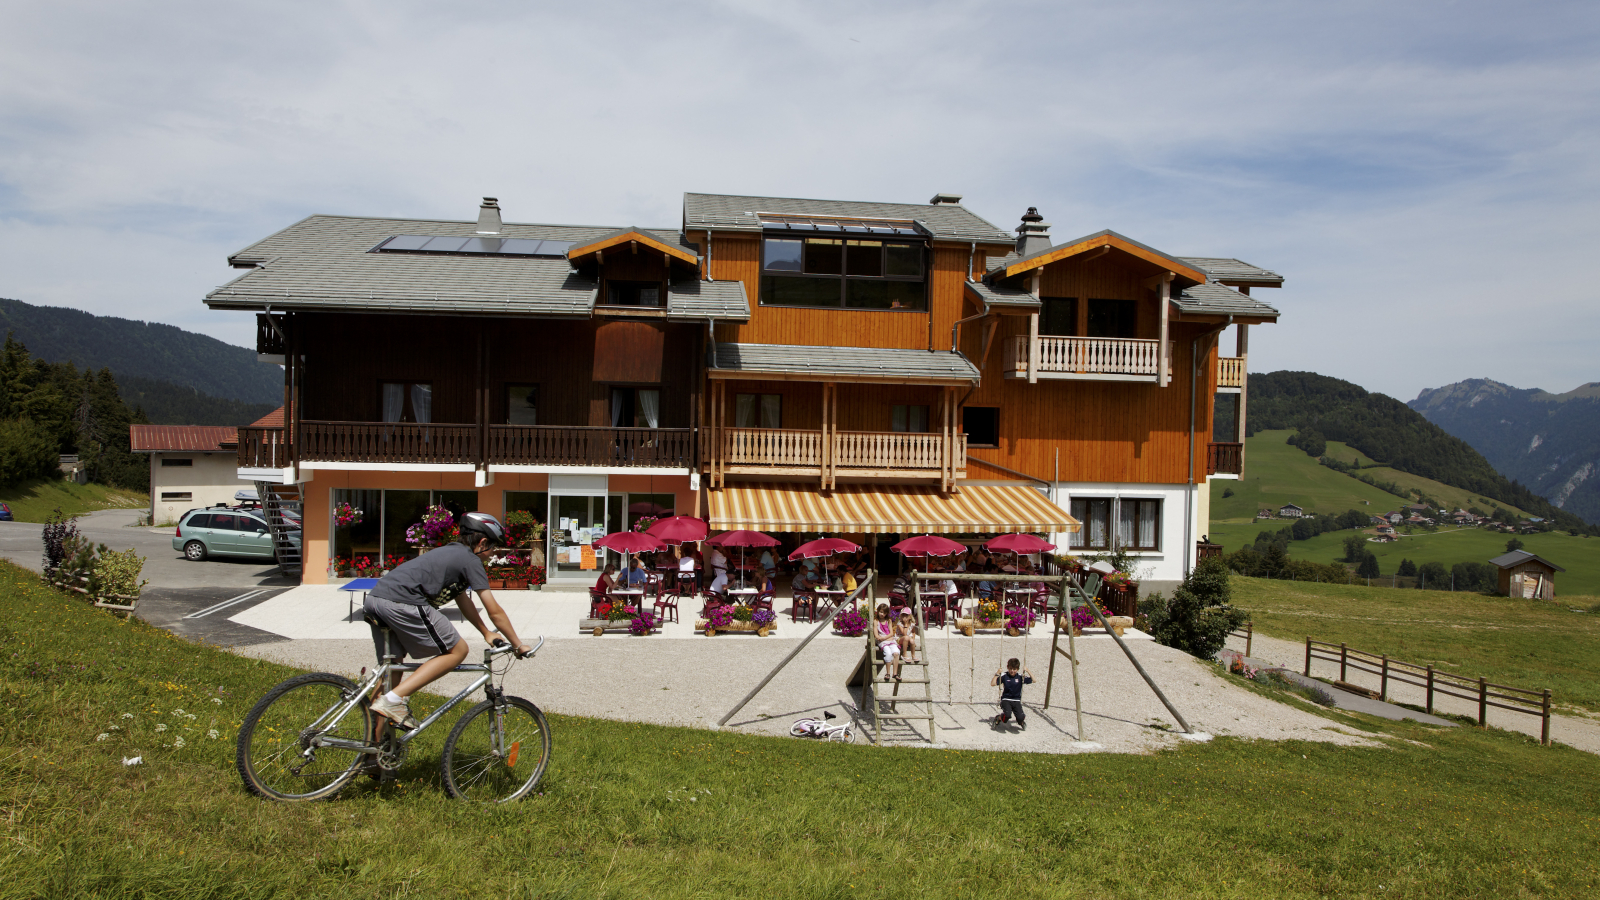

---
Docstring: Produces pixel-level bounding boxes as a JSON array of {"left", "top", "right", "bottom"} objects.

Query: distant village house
[{"left": 1278, "top": 503, "right": 1304, "bottom": 518}]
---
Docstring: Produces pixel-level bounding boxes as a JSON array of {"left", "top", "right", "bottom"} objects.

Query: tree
[
  {"left": 1418, "top": 561, "right": 1449, "bottom": 589},
  {"left": 1357, "top": 552, "right": 1381, "bottom": 578},
  {"left": 1342, "top": 534, "right": 1368, "bottom": 563},
  {"left": 1505, "top": 538, "right": 1525, "bottom": 553},
  {"left": 1144, "top": 557, "right": 1246, "bottom": 660},
  {"left": 1397, "top": 558, "right": 1417, "bottom": 577}
]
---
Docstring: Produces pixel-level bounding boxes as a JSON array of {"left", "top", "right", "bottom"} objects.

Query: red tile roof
[
  {"left": 129, "top": 425, "right": 239, "bottom": 452},
  {"left": 248, "top": 405, "right": 287, "bottom": 428}
]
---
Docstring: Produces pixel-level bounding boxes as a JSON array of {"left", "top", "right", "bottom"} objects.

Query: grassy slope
[
  {"left": 1231, "top": 576, "right": 1600, "bottom": 711},
  {"left": 3, "top": 562, "right": 1600, "bottom": 898},
  {"left": 1321, "top": 438, "right": 1534, "bottom": 519},
  {"left": 0, "top": 476, "right": 146, "bottom": 522},
  {"left": 1265, "top": 526, "right": 1600, "bottom": 596},
  {"left": 1210, "top": 430, "right": 1403, "bottom": 522}
]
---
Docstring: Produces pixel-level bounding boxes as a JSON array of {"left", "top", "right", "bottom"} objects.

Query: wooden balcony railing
[
  {"left": 256, "top": 314, "right": 286, "bottom": 356},
  {"left": 1006, "top": 335, "right": 1172, "bottom": 380},
  {"left": 237, "top": 426, "right": 291, "bottom": 469},
  {"left": 1207, "top": 441, "right": 1243, "bottom": 476},
  {"left": 238, "top": 423, "right": 694, "bottom": 469},
  {"left": 300, "top": 421, "right": 479, "bottom": 465},
  {"left": 487, "top": 425, "right": 692, "bottom": 467},
  {"left": 1217, "top": 356, "right": 1245, "bottom": 388},
  {"left": 719, "top": 427, "right": 965, "bottom": 482}
]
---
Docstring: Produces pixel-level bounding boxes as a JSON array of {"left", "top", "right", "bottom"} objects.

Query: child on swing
[
  {"left": 874, "top": 604, "right": 901, "bottom": 680},
  {"left": 990, "top": 657, "right": 1033, "bottom": 729}
]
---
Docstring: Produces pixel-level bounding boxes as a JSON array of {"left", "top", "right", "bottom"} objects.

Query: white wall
[
  {"left": 1046, "top": 481, "right": 1198, "bottom": 584},
  {"left": 149, "top": 452, "right": 257, "bottom": 524}
]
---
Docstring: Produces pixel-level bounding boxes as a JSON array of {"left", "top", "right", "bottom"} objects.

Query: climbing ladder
[
  {"left": 255, "top": 481, "right": 302, "bottom": 577},
  {"left": 860, "top": 585, "right": 937, "bottom": 744}
]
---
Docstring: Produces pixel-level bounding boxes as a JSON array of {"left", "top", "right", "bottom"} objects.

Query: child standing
[
  {"left": 874, "top": 604, "right": 901, "bottom": 680},
  {"left": 990, "top": 657, "right": 1033, "bottom": 729}
]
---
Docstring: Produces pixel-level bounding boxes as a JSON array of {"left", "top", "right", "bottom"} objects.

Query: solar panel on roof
[
  {"left": 460, "top": 237, "right": 504, "bottom": 254},
  {"left": 372, "top": 234, "right": 573, "bottom": 258},
  {"left": 422, "top": 236, "right": 469, "bottom": 252},
  {"left": 380, "top": 235, "right": 432, "bottom": 251},
  {"left": 535, "top": 240, "right": 574, "bottom": 256},
  {"left": 496, "top": 238, "right": 544, "bottom": 255}
]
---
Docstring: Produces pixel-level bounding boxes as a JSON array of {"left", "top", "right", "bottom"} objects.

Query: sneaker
[
  {"left": 1019, "top": 720, "right": 1027, "bottom": 731},
  {"left": 369, "top": 695, "right": 419, "bottom": 730}
]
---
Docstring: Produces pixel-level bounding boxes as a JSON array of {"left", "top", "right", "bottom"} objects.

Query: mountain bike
[{"left": 235, "top": 612, "right": 549, "bottom": 803}]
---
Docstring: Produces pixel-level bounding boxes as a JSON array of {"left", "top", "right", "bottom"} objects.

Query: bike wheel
[
  {"left": 236, "top": 673, "right": 371, "bottom": 801},
  {"left": 789, "top": 719, "right": 818, "bottom": 737},
  {"left": 440, "top": 696, "right": 550, "bottom": 803},
  {"left": 829, "top": 725, "right": 856, "bottom": 743}
]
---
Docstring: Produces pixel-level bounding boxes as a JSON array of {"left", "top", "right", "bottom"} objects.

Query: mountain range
[
  {"left": 1410, "top": 379, "right": 1600, "bottom": 525},
  {"left": 0, "top": 297, "right": 278, "bottom": 425}
]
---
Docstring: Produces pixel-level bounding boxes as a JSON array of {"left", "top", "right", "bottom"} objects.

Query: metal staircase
[{"left": 255, "top": 481, "right": 302, "bottom": 577}]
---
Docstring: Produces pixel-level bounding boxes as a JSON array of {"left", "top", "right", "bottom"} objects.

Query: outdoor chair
[
  {"left": 752, "top": 586, "right": 775, "bottom": 611},
  {"left": 587, "top": 587, "right": 607, "bottom": 619},
  {"left": 791, "top": 590, "right": 816, "bottom": 624},
  {"left": 652, "top": 588, "right": 679, "bottom": 624}
]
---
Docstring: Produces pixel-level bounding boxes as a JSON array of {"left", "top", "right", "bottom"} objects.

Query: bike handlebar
[{"left": 484, "top": 636, "right": 544, "bottom": 661}]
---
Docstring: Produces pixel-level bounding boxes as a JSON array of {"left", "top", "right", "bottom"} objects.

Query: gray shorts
[{"left": 364, "top": 594, "right": 461, "bottom": 660}]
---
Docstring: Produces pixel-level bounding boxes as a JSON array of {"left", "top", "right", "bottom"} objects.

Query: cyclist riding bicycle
[{"left": 365, "top": 512, "right": 531, "bottom": 730}]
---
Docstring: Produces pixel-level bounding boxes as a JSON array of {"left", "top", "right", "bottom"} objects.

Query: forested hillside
[
  {"left": 1248, "top": 371, "right": 1594, "bottom": 530},
  {"left": 0, "top": 336, "right": 146, "bottom": 491},
  {"left": 1410, "top": 378, "right": 1600, "bottom": 525},
  {"left": 119, "top": 376, "right": 276, "bottom": 427},
  {"left": 0, "top": 297, "right": 281, "bottom": 404}
]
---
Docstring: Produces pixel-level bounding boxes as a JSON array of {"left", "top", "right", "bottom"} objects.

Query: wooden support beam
[
  {"left": 1237, "top": 324, "right": 1249, "bottom": 462},
  {"left": 980, "top": 316, "right": 1000, "bottom": 369},
  {"left": 1029, "top": 270, "right": 1041, "bottom": 384},
  {"left": 1158, "top": 272, "right": 1173, "bottom": 388}
]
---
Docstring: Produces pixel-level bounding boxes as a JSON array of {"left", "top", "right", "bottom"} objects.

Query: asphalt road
[{"left": 0, "top": 507, "right": 298, "bottom": 646}]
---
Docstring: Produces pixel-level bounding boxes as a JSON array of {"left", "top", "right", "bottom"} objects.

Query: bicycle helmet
[{"left": 458, "top": 512, "right": 507, "bottom": 548}]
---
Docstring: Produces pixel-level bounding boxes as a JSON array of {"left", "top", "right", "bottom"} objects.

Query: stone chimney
[
  {"left": 928, "top": 192, "right": 963, "bottom": 205},
  {"left": 476, "top": 197, "right": 502, "bottom": 234},
  {"left": 1015, "top": 207, "right": 1051, "bottom": 257}
]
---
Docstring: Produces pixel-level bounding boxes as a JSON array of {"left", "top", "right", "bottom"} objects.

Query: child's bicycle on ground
[
  {"left": 790, "top": 713, "right": 855, "bottom": 742},
  {"left": 235, "top": 612, "right": 549, "bottom": 803}
]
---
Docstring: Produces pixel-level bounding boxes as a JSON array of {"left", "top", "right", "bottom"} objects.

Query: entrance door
[{"left": 548, "top": 494, "right": 626, "bottom": 578}]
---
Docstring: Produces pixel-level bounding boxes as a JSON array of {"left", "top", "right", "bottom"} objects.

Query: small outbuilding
[{"left": 1488, "top": 549, "right": 1565, "bottom": 600}]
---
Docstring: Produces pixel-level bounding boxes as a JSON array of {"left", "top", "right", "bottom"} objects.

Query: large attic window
[
  {"left": 372, "top": 235, "right": 574, "bottom": 258},
  {"left": 759, "top": 214, "right": 927, "bottom": 311}
]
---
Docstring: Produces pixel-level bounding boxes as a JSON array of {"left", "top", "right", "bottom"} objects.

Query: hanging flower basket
[{"left": 334, "top": 502, "right": 364, "bottom": 528}]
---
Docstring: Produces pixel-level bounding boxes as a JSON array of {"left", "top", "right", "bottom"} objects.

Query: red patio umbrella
[
  {"left": 645, "top": 515, "right": 708, "bottom": 545},
  {"left": 708, "top": 530, "right": 780, "bottom": 588},
  {"left": 984, "top": 534, "right": 1056, "bottom": 554},
  {"left": 891, "top": 535, "right": 966, "bottom": 558},
  {"left": 787, "top": 537, "right": 861, "bottom": 561},
  {"left": 594, "top": 530, "right": 667, "bottom": 578}
]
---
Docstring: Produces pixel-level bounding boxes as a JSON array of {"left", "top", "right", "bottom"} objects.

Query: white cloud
[{"left": 1, "top": 0, "right": 1597, "bottom": 397}]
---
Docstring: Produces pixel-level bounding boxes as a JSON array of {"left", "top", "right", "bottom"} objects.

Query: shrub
[
  {"left": 1357, "top": 552, "right": 1381, "bottom": 578},
  {"left": 1143, "top": 558, "right": 1247, "bottom": 659},
  {"left": 41, "top": 508, "right": 80, "bottom": 575}
]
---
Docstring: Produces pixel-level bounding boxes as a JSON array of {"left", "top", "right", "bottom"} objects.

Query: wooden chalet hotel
[{"left": 211, "top": 192, "right": 1279, "bottom": 589}]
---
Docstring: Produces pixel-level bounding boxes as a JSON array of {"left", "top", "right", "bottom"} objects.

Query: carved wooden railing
[
  {"left": 256, "top": 314, "right": 286, "bottom": 356},
  {"left": 237, "top": 426, "right": 290, "bottom": 469},
  {"left": 1217, "top": 356, "right": 1246, "bottom": 388},
  {"left": 487, "top": 426, "right": 691, "bottom": 467},
  {"left": 300, "top": 421, "right": 478, "bottom": 465},
  {"left": 723, "top": 427, "right": 823, "bottom": 468},
  {"left": 834, "top": 431, "right": 963, "bottom": 472},
  {"left": 1006, "top": 335, "right": 1172, "bottom": 378},
  {"left": 1207, "top": 442, "right": 1243, "bottom": 476}
]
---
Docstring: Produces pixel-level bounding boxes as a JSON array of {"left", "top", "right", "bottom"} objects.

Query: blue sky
[{"left": 1, "top": 1, "right": 1596, "bottom": 400}]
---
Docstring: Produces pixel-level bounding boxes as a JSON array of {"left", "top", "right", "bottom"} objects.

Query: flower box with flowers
[
  {"left": 1056, "top": 603, "right": 1134, "bottom": 636},
  {"left": 580, "top": 604, "right": 659, "bottom": 635},
  {"left": 832, "top": 605, "right": 869, "bottom": 637},
  {"left": 954, "top": 600, "right": 1034, "bottom": 636},
  {"left": 698, "top": 605, "right": 778, "bottom": 637}
]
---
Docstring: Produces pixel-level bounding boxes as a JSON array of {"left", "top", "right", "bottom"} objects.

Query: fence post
[
  {"left": 1542, "top": 690, "right": 1551, "bottom": 746},
  {"left": 1478, "top": 677, "right": 1487, "bottom": 727},
  {"left": 1340, "top": 643, "right": 1348, "bottom": 682},
  {"left": 1425, "top": 665, "right": 1434, "bottom": 714},
  {"left": 1304, "top": 637, "right": 1311, "bottom": 677},
  {"left": 1380, "top": 654, "right": 1389, "bottom": 701},
  {"left": 1245, "top": 621, "right": 1253, "bottom": 658}
]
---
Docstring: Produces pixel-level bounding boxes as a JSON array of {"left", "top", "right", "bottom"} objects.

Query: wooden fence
[
  {"left": 1228, "top": 620, "right": 1253, "bottom": 657},
  {"left": 1303, "top": 638, "right": 1553, "bottom": 744}
]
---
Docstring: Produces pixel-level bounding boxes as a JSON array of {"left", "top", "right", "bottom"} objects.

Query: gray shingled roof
[
  {"left": 1172, "top": 282, "right": 1280, "bottom": 319},
  {"left": 984, "top": 228, "right": 1203, "bottom": 281},
  {"left": 711, "top": 343, "right": 979, "bottom": 383},
  {"left": 667, "top": 280, "right": 748, "bottom": 320},
  {"left": 965, "top": 279, "right": 1038, "bottom": 309},
  {"left": 1178, "top": 257, "right": 1284, "bottom": 286},
  {"left": 1488, "top": 549, "right": 1566, "bottom": 572},
  {"left": 683, "top": 193, "right": 1013, "bottom": 244}
]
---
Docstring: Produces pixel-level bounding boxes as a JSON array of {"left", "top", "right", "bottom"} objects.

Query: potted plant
[
  {"left": 629, "top": 610, "right": 659, "bottom": 636},
  {"left": 332, "top": 555, "right": 355, "bottom": 578},
  {"left": 503, "top": 562, "right": 530, "bottom": 591},
  {"left": 1004, "top": 605, "right": 1036, "bottom": 636},
  {"left": 406, "top": 505, "right": 459, "bottom": 553},
  {"left": 526, "top": 565, "right": 546, "bottom": 591},
  {"left": 334, "top": 502, "right": 364, "bottom": 528},
  {"left": 833, "top": 605, "right": 868, "bottom": 637},
  {"left": 352, "top": 555, "right": 382, "bottom": 578}
]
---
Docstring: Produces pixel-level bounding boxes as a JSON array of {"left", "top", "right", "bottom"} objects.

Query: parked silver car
[{"left": 173, "top": 507, "right": 300, "bottom": 562}]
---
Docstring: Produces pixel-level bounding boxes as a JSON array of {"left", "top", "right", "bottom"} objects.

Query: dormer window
[
  {"left": 606, "top": 281, "right": 663, "bottom": 307},
  {"left": 760, "top": 236, "right": 927, "bottom": 311}
]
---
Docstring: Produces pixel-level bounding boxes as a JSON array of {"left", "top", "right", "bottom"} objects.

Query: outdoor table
[
  {"left": 608, "top": 588, "right": 645, "bottom": 602},
  {"left": 341, "top": 577, "right": 380, "bottom": 620},
  {"left": 1003, "top": 586, "right": 1034, "bottom": 605},
  {"left": 727, "top": 587, "right": 758, "bottom": 604},
  {"left": 812, "top": 588, "right": 845, "bottom": 613}
]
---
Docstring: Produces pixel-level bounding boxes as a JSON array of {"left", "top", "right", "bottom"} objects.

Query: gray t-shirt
[{"left": 369, "top": 542, "right": 489, "bottom": 607}]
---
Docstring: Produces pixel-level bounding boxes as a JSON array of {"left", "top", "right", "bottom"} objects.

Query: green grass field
[
  {"left": 1320, "top": 438, "right": 1534, "bottom": 519},
  {"left": 1209, "top": 430, "right": 1401, "bottom": 521},
  {"left": 1231, "top": 576, "right": 1600, "bottom": 712},
  {"left": 0, "top": 476, "right": 146, "bottom": 523},
  {"left": 4, "top": 562, "right": 1600, "bottom": 897}
]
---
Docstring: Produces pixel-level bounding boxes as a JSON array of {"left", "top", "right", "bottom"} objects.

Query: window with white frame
[
  {"left": 1068, "top": 498, "right": 1111, "bottom": 550},
  {"left": 1118, "top": 499, "right": 1162, "bottom": 550}
]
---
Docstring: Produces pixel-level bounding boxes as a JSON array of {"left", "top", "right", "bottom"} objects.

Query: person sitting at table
[
  {"left": 706, "top": 543, "right": 730, "bottom": 592},
  {"left": 791, "top": 566, "right": 819, "bottom": 597},
  {"left": 834, "top": 562, "right": 858, "bottom": 595},
  {"left": 976, "top": 562, "right": 1000, "bottom": 600},
  {"left": 675, "top": 543, "right": 699, "bottom": 591},
  {"left": 595, "top": 563, "right": 620, "bottom": 595},
  {"left": 625, "top": 557, "right": 652, "bottom": 589}
]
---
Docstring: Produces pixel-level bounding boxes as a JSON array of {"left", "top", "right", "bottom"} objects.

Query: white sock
[{"left": 384, "top": 691, "right": 403, "bottom": 705}]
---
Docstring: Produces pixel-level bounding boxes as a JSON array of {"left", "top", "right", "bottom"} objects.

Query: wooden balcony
[
  {"left": 1217, "top": 356, "right": 1245, "bottom": 390},
  {"left": 717, "top": 427, "right": 965, "bottom": 483},
  {"left": 239, "top": 423, "right": 694, "bottom": 470},
  {"left": 1005, "top": 335, "right": 1173, "bottom": 382},
  {"left": 237, "top": 426, "right": 291, "bottom": 469},
  {"left": 1207, "top": 441, "right": 1243, "bottom": 476},
  {"left": 487, "top": 425, "right": 692, "bottom": 468}
]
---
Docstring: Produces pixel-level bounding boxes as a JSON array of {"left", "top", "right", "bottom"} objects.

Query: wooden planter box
[
  {"left": 696, "top": 619, "right": 777, "bottom": 637},
  {"left": 954, "top": 617, "right": 1029, "bottom": 637},
  {"left": 578, "top": 617, "right": 659, "bottom": 635},
  {"left": 1055, "top": 615, "right": 1135, "bottom": 637}
]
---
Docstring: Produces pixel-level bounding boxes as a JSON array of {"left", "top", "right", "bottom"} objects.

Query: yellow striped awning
[{"left": 706, "top": 482, "right": 1080, "bottom": 534}]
